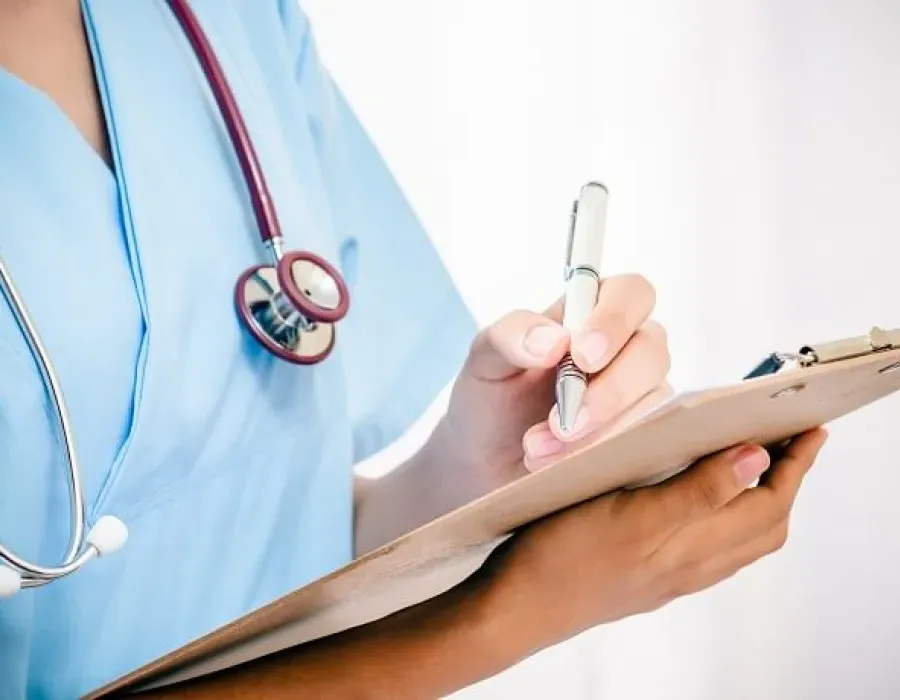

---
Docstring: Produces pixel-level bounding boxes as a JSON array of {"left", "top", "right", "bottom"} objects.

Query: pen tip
[{"left": 557, "top": 377, "right": 586, "bottom": 434}]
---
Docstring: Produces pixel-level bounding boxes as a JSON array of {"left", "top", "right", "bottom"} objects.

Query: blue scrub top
[{"left": 0, "top": 1, "right": 476, "bottom": 697}]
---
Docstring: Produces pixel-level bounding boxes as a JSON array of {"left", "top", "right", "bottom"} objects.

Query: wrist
[
  {"left": 161, "top": 579, "right": 513, "bottom": 700},
  {"left": 408, "top": 576, "right": 516, "bottom": 693},
  {"left": 304, "top": 577, "right": 516, "bottom": 698},
  {"left": 353, "top": 415, "right": 490, "bottom": 557},
  {"left": 421, "top": 416, "right": 495, "bottom": 508},
  {"left": 460, "top": 548, "right": 549, "bottom": 673}
]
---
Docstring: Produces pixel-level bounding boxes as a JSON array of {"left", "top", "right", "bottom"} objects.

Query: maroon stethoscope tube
[{"left": 165, "top": 0, "right": 350, "bottom": 364}]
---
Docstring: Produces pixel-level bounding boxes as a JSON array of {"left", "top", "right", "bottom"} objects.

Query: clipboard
[{"left": 88, "top": 325, "right": 900, "bottom": 698}]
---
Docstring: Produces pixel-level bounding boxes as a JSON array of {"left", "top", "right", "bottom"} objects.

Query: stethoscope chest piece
[{"left": 235, "top": 251, "right": 350, "bottom": 365}]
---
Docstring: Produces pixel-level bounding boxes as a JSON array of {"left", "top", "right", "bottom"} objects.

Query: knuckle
[
  {"left": 476, "top": 322, "right": 505, "bottom": 357},
  {"left": 468, "top": 327, "right": 493, "bottom": 361},
  {"left": 481, "top": 310, "right": 530, "bottom": 346},
  {"left": 643, "top": 331, "right": 672, "bottom": 377},
  {"left": 641, "top": 318, "right": 669, "bottom": 347},
  {"left": 661, "top": 579, "right": 689, "bottom": 602},
  {"left": 622, "top": 273, "right": 657, "bottom": 307},
  {"left": 661, "top": 567, "right": 700, "bottom": 601},
  {"left": 637, "top": 385, "right": 674, "bottom": 418},
  {"left": 597, "top": 310, "right": 632, "bottom": 344},
  {"left": 501, "top": 308, "right": 538, "bottom": 330},
  {"left": 625, "top": 326, "right": 671, "bottom": 383},
  {"left": 643, "top": 535, "right": 681, "bottom": 573},
  {"left": 595, "top": 374, "right": 628, "bottom": 416},
  {"left": 657, "top": 381, "right": 676, "bottom": 401},
  {"left": 769, "top": 488, "right": 798, "bottom": 524},
  {"left": 769, "top": 520, "right": 790, "bottom": 552},
  {"left": 689, "top": 475, "right": 727, "bottom": 513}
]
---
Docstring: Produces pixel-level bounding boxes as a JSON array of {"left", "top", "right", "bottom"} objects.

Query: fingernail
[
  {"left": 524, "top": 429, "right": 564, "bottom": 463},
  {"left": 556, "top": 407, "right": 590, "bottom": 441},
  {"left": 574, "top": 331, "right": 610, "bottom": 368},
  {"left": 523, "top": 325, "right": 567, "bottom": 358},
  {"left": 733, "top": 446, "right": 770, "bottom": 485}
]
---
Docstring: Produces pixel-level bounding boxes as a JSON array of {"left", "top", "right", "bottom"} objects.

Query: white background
[{"left": 302, "top": 1, "right": 900, "bottom": 698}]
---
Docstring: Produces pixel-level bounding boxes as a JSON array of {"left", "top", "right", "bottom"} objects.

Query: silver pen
[{"left": 555, "top": 182, "right": 609, "bottom": 434}]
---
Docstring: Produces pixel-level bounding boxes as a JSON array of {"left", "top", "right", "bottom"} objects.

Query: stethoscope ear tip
[
  {"left": 0, "top": 516, "right": 127, "bottom": 598},
  {"left": 87, "top": 516, "right": 129, "bottom": 557},
  {"left": 0, "top": 566, "right": 22, "bottom": 598}
]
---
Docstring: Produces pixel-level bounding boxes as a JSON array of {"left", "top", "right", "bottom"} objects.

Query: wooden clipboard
[{"left": 88, "top": 326, "right": 900, "bottom": 698}]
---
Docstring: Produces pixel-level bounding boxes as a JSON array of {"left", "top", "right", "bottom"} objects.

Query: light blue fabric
[{"left": 0, "top": 1, "right": 476, "bottom": 697}]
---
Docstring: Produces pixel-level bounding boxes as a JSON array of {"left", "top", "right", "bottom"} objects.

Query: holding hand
[{"left": 471, "top": 429, "right": 828, "bottom": 666}]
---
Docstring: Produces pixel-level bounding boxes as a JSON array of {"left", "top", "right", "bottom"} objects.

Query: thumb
[
  {"left": 648, "top": 443, "right": 771, "bottom": 528},
  {"left": 464, "top": 309, "right": 570, "bottom": 381}
]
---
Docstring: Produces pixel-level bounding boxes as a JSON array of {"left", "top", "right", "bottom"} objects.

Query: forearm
[{"left": 140, "top": 579, "right": 515, "bottom": 700}]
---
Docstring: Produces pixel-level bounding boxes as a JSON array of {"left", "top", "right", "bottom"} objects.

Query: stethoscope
[{"left": 0, "top": 0, "right": 350, "bottom": 598}]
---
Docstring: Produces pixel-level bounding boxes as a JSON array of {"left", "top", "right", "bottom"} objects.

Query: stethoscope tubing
[
  {"left": 0, "top": 258, "right": 87, "bottom": 578},
  {"left": 167, "top": 0, "right": 282, "bottom": 248}
]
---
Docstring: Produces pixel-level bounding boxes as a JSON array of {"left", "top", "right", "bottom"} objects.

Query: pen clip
[{"left": 564, "top": 199, "right": 578, "bottom": 281}]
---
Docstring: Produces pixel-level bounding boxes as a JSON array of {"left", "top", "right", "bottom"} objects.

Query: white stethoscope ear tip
[
  {"left": 0, "top": 518, "right": 126, "bottom": 595},
  {"left": 87, "top": 516, "right": 129, "bottom": 557},
  {"left": 0, "top": 566, "right": 22, "bottom": 598}
]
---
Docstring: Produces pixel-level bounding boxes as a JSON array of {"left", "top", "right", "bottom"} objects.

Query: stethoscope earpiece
[
  {"left": 87, "top": 515, "right": 129, "bottom": 557},
  {"left": 0, "top": 515, "right": 127, "bottom": 597},
  {"left": 0, "top": 566, "right": 22, "bottom": 599}
]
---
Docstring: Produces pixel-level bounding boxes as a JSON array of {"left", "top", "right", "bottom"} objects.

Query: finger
[
  {"left": 651, "top": 497, "right": 784, "bottom": 576},
  {"left": 599, "top": 380, "right": 675, "bottom": 438},
  {"left": 661, "top": 520, "right": 790, "bottom": 602},
  {"left": 464, "top": 310, "right": 570, "bottom": 381},
  {"left": 705, "top": 428, "right": 829, "bottom": 533},
  {"left": 650, "top": 428, "right": 827, "bottom": 569},
  {"left": 523, "top": 382, "right": 674, "bottom": 471},
  {"left": 756, "top": 428, "right": 828, "bottom": 497},
  {"left": 569, "top": 274, "right": 657, "bottom": 373},
  {"left": 636, "top": 442, "right": 772, "bottom": 534},
  {"left": 542, "top": 296, "right": 566, "bottom": 322},
  {"left": 548, "top": 321, "right": 670, "bottom": 441}
]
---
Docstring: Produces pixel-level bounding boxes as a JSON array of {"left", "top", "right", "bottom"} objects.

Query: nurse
[{"left": 0, "top": 0, "right": 828, "bottom": 698}]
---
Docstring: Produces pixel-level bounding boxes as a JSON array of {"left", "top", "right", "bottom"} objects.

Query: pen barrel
[
  {"left": 561, "top": 273, "right": 601, "bottom": 332},
  {"left": 567, "top": 183, "right": 608, "bottom": 275}
]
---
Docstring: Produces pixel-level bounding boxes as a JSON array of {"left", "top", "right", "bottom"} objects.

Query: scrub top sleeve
[{"left": 279, "top": 2, "right": 478, "bottom": 462}]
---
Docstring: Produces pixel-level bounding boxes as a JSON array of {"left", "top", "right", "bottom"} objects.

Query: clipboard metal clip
[{"left": 744, "top": 326, "right": 900, "bottom": 380}]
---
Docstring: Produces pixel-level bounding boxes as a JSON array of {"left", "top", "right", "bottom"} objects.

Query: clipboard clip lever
[{"left": 744, "top": 326, "right": 900, "bottom": 380}]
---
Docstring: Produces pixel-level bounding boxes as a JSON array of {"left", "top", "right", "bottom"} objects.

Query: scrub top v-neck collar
[{"left": 78, "top": 0, "right": 153, "bottom": 523}]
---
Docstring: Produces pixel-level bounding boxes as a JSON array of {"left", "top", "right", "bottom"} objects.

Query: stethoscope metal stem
[{"left": 264, "top": 236, "right": 284, "bottom": 265}]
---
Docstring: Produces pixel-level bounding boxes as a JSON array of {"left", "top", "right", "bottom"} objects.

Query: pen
[{"left": 555, "top": 182, "right": 609, "bottom": 434}]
